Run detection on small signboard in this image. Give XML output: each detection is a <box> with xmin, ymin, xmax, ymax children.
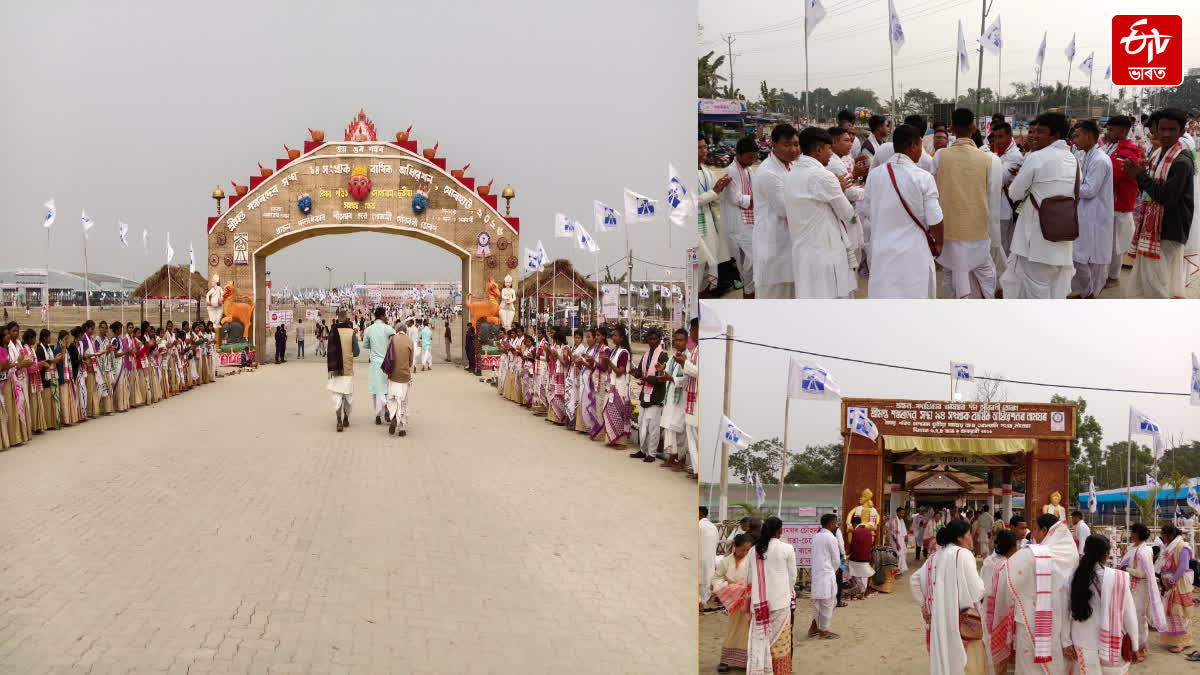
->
<box><xmin>782</xmin><ymin>522</ymin><xmax>824</xmax><ymax>568</ymax></box>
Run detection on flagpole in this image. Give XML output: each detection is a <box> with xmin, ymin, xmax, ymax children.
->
<box><xmin>44</xmin><ymin>228</ymin><xmax>51</xmax><ymax>330</ymax></box>
<box><xmin>1126</xmin><ymin>425</ymin><xmax>1132</xmax><ymax>531</ymax></box>
<box><xmin>997</xmin><ymin>43</ymin><xmax>1002</xmax><ymax>119</ymax></box>
<box><xmin>82</xmin><ymin>228</ymin><xmax>91</xmax><ymax>320</ymax></box>
<box><xmin>804</xmin><ymin>5</ymin><xmax>811</xmax><ymax>120</ymax></box>
<box><xmin>889</xmin><ymin>35</ymin><xmax>897</xmax><ymax>126</ymax></box>
<box><xmin>1065</xmin><ymin>61</ymin><xmax>1073</xmax><ymax>118</ymax></box>
<box><xmin>719</xmin><ymin>322</ymin><xmax>734</xmax><ymax>522</ymax></box>
<box><xmin>778</xmin><ymin>397</ymin><xmax>789</xmax><ymax>517</ymax></box>
<box><xmin>593</xmin><ymin>252</ymin><xmax>600</xmax><ymax>327</ymax></box>
<box><xmin>1107</xmin><ymin>80</ymin><xmax>1113</xmax><ymax>116</ymax></box>
<box><xmin>1087</xmin><ymin>66</ymin><xmax>1093</xmax><ymax>117</ymax></box>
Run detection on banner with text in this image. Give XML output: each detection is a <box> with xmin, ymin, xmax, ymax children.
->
<box><xmin>841</xmin><ymin>399</ymin><xmax>1075</xmax><ymax>439</ymax></box>
<box><xmin>268</xmin><ymin>310</ymin><xmax>293</xmax><ymax>328</ymax></box>
<box><xmin>601</xmin><ymin>284</ymin><xmax>620</xmax><ymax>319</ymax></box>
<box><xmin>782</xmin><ymin>523</ymin><xmax>823</xmax><ymax>568</ymax></box>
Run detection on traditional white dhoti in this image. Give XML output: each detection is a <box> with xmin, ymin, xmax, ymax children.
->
<box><xmin>374</xmin><ymin>394</ymin><xmax>388</xmax><ymax>416</ymax></box>
<box><xmin>327</xmin><ymin>375</ymin><xmax>353</xmax><ymax>414</ymax></box>
<box><xmin>811</xmin><ymin>596</ymin><xmax>835</xmax><ymax>632</ymax></box>
<box><xmin>385</xmin><ymin>380</ymin><xmax>410</xmax><ymax>431</ymax></box>
<box><xmin>1127</xmin><ymin>241</ymin><xmax>1184</xmax><ymax>298</ymax></box>
<box><xmin>754</xmin><ymin>282</ymin><xmax>794</xmax><ymax>299</ymax></box>
<box><xmin>1000</xmin><ymin>254</ymin><xmax>1075</xmax><ymax>299</ymax></box>
<box><xmin>421</xmin><ymin>347</ymin><xmax>432</xmax><ymax>368</ymax></box>
<box><xmin>1072</xmin><ymin>261</ymin><xmax>1109</xmax><ymax>298</ymax></box>
<box><xmin>1109</xmin><ymin>211</ymin><xmax>1135</xmax><ymax>280</ymax></box>
<box><xmin>939</xmin><ymin>239</ymin><xmax>996</xmax><ymax>298</ymax></box>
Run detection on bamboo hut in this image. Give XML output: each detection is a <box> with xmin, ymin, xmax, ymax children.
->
<box><xmin>133</xmin><ymin>265</ymin><xmax>208</xmax><ymax>300</ymax></box>
<box><xmin>517</xmin><ymin>258</ymin><xmax>596</xmax><ymax>327</ymax></box>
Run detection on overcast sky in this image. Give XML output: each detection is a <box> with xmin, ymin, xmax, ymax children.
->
<box><xmin>698</xmin><ymin>300</ymin><xmax>1200</xmax><ymax>484</ymax></box>
<box><xmin>699</xmin><ymin>0</ymin><xmax>1199</xmax><ymax>103</ymax></box>
<box><xmin>1</xmin><ymin>1</ymin><xmax>692</xmax><ymax>288</ymax></box>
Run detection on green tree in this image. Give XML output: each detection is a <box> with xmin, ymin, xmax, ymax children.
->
<box><xmin>698</xmin><ymin>51</ymin><xmax>726</xmax><ymax>99</ymax></box>
<box><xmin>783</xmin><ymin>442</ymin><xmax>845</xmax><ymax>484</ymax></box>
<box><xmin>1052</xmin><ymin>394</ymin><xmax>1102</xmax><ymax>499</ymax></box>
<box><xmin>759</xmin><ymin>81</ymin><xmax>781</xmax><ymax>113</ymax></box>
<box><xmin>831</xmin><ymin>87</ymin><xmax>881</xmax><ymax>113</ymax></box>
<box><xmin>729</xmin><ymin>437</ymin><xmax>784</xmax><ymax>484</ymax></box>
<box><xmin>1160</xmin><ymin>441</ymin><xmax>1200</xmax><ymax>480</ymax></box>
<box><xmin>901</xmin><ymin>88</ymin><xmax>940</xmax><ymax>116</ymax></box>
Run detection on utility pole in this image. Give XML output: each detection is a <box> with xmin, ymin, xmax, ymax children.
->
<box><xmin>974</xmin><ymin>0</ymin><xmax>995</xmax><ymax>116</ymax></box>
<box><xmin>722</xmin><ymin>33</ymin><xmax>736</xmax><ymax>97</ymax></box>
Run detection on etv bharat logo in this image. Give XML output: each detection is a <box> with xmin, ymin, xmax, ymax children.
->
<box><xmin>1112</xmin><ymin>16</ymin><xmax>1182</xmax><ymax>86</ymax></box>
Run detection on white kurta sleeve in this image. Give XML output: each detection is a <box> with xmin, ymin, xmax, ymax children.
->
<box><xmin>786</xmin><ymin>543</ymin><xmax>798</xmax><ymax>590</ymax></box>
<box><xmin>724</xmin><ymin>165</ymin><xmax>751</xmax><ymax>209</ymax></box>
<box><xmin>910</xmin><ymin>559</ymin><xmax>928</xmax><ymax>606</ymax></box>
<box><xmin>1007</xmin><ymin>152</ymin><xmax>1036</xmax><ymax>202</ymax></box>
<box><xmin>987</xmin><ymin>155</ymin><xmax>1004</xmax><ymax>244</ymax></box>
<box><xmin>920</xmin><ymin>173</ymin><xmax>944</xmax><ymax>225</ymax></box>
<box><xmin>819</xmin><ymin>171</ymin><xmax>857</xmax><ymax>225</ymax></box>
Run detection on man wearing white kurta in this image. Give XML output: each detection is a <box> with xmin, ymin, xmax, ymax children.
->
<box><xmin>889</xmin><ymin>507</ymin><xmax>908</xmax><ymax>575</ymax></box>
<box><xmin>935</xmin><ymin>109</ymin><xmax>1004</xmax><ymax>298</ymax></box>
<box><xmin>1000</xmin><ymin>112</ymin><xmax>1079</xmax><ymax>299</ymax></box>
<box><xmin>405</xmin><ymin>319</ymin><xmax>421</xmax><ymax>369</ymax></box>
<box><xmin>1070</xmin><ymin>511</ymin><xmax>1092</xmax><ymax>554</ymax></box>
<box><xmin>722</xmin><ymin>138</ymin><xmax>758</xmax><ymax>297</ymax></box>
<box><xmin>697</xmin><ymin>138</ymin><xmax>731</xmax><ymax>294</ymax></box>
<box><xmin>785</xmin><ymin>127</ymin><xmax>857</xmax><ymax>298</ymax></box>
<box><xmin>863</xmin><ymin>124</ymin><xmax>944</xmax><ymax>298</ymax></box>
<box><xmin>1069</xmin><ymin>121</ymin><xmax>1115</xmax><ymax>299</ymax></box>
<box><xmin>809</xmin><ymin>514</ymin><xmax>841</xmax><ymax>638</ymax></box>
<box><xmin>699</xmin><ymin>508</ymin><xmax>719</xmax><ymax>609</ymax></box>
<box><xmin>826</xmin><ymin>126</ymin><xmax>867</xmax><ymax>271</ymax></box>
<box><xmin>752</xmin><ymin>125</ymin><xmax>800</xmax><ymax>299</ymax></box>
<box><xmin>994</xmin><ymin>514</ymin><xmax>1079</xmax><ymax>675</ymax></box>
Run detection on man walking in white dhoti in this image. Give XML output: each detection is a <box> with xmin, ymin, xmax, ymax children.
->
<box><xmin>326</xmin><ymin>311</ymin><xmax>359</xmax><ymax>433</ymax></box>
<box><xmin>361</xmin><ymin>307</ymin><xmax>395</xmax><ymax>425</ymax></box>
<box><xmin>381</xmin><ymin>326</ymin><xmax>414</xmax><ymax>437</ymax></box>
<box><xmin>890</xmin><ymin>507</ymin><xmax>908</xmax><ymax>576</ymax></box>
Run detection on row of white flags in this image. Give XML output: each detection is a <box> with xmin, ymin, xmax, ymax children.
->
<box><xmin>42</xmin><ymin>198</ymin><xmax>196</xmax><ymax>272</ymax></box>
<box><xmin>552</xmin><ymin>165</ymin><xmax>693</xmax><ymax>255</ymax></box>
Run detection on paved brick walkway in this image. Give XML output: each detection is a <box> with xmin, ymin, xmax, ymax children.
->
<box><xmin>0</xmin><ymin>359</ymin><xmax>696</xmax><ymax>674</ymax></box>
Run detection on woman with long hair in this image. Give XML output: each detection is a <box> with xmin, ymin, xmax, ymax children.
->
<box><xmin>712</xmin><ymin>532</ymin><xmax>756</xmax><ymax>673</ymax></box>
<box><xmin>564</xmin><ymin>328</ymin><xmax>583</xmax><ymax>430</ymax></box>
<box><xmin>68</xmin><ymin>326</ymin><xmax>88</xmax><ymax>420</ymax></box>
<box><xmin>1159</xmin><ymin>524</ymin><xmax>1194</xmax><ymax>653</ymax></box>
<box><xmin>576</xmin><ymin>329</ymin><xmax>597</xmax><ymax>434</ymax></box>
<box><xmin>599</xmin><ymin>325</ymin><xmax>632</xmax><ymax>448</ymax></box>
<box><xmin>980</xmin><ymin>529</ymin><xmax>1018</xmax><ymax>672</ymax></box>
<box><xmin>910</xmin><ymin>518</ymin><xmax>987</xmax><ymax>674</ymax></box>
<box><xmin>35</xmin><ymin>329</ymin><xmax>61</xmax><ymax>431</ymax></box>
<box><xmin>746</xmin><ymin>517</ymin><xmax>796</xmax><ymax>675</ymax></box>
<box><xmin>4</xmin><ymin>322</ymin><xmax>34</xmax><ymax>445</ymax></box>
<box><xmin>56</xmin><ymin>330</ymin><xmax>80</xmax><ymax>426</ymax></box>
<box><xmin>1062</xmin><ymin>534</ymin><xmax>1139</xmax><ymax>671</ymax></box>
<box><xmin>588</xmin><ymin>326</ymin><xmax>610</xmax><ymax>443</ymax></box>
<box><xmin>546</xmin><ymin>330</ymin><xmax>568</xmax><ymax>425</ymax></box>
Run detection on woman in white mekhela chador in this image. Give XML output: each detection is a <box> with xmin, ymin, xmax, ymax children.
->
<box><xmin>910</xmin><ymin>518</ymin><xmax>988</xmax><ymax>675</ymax></box>
<box><xmin>1061</xmin><ymin>535</ymin><xmax>1140</xmax><ymax>674</ymax></box>
<box><xmin>981</xmin><ymin>530</ymin><xmax>1019</xmax><ymax>675</ymax></box>
<box><xmin>862</xmin><ymin>145</ymin><xmax>944</xmax><ymax>298</ymax></box>
<box><xmin>783</xmin><ymin>142</ymin><xmax>857</xmax><ymax>298</ymax></box>
<box><xmin>994</xmin><ymin>516</ymin><xmax>1079</xmax><ymax>675</ymax></box>
<box><xmin>745</xmin><ymin>517</ymin><xmax>796</xmax><ymax>675</ymax></box>
<box><xmin>1115</xmin><ymin>523</ymin><xmax>1163</xmax><ymax>664</ymax></box>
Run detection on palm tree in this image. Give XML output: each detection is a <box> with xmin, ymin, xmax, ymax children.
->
<box><xmin>1129</xmin><ymin>488</ymin><xmax>1162</xmax><ymax>527</ymax></box>
<box><xmin>698</xmin><ymin>51</ymin><xmax>726</xmax><ymax>98</ymax></box>
<box><xmin>759</xmin><ymin>81</ymin><xmax>781</xmax><ymax>113</ymax></box>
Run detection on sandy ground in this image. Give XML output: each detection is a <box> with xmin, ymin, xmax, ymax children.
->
<box><xmin>0</xmin><ymin>349</ymin><xmax>696</xmax><ymax>673</ymax></box>
<box><xmin>709</xmin><ymin>258</ymin><xmax>1200</xmax><ymax>300</ymax></box>
<box><xmin>699</xmin><ymin>549</ymin><xmax>1198</xmax><ymax>674</ymax></box>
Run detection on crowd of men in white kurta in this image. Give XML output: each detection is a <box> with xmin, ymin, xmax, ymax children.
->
<box><xmin>697</xmin><ymin>106</ymin><xmax>1197</xmax><ymax>299</ymax></box>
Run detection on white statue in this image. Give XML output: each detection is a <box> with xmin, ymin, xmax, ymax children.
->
<box><xmin>498</xmin><ymin>275</ymin><xmax>516</xmax><ymax>329</ymax></box>
<box><xmin>206</xmin><ymin>274</ymin><xmax>224</xmax><ymax>324</ymax></box>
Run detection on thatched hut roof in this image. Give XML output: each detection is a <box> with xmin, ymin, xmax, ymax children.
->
<box><xmin>518</xmin><ymin>258</ymin><xmax>596</xmax><ymax>298</ymax></box>
<box><xmin>133</xmin><ymin>264</ymin><xmax>208</xmax><ymax>300</ymax></box>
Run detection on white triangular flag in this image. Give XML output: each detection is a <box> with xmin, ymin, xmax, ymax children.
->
<box><xmin>978</xmin><ymin>16</ymin><xmax>1002</xmax><ymax>55</ymax></box>
<box><xmin>43</xmin><ymin>198</ymin><xmax>56</xmax><ymax>228</ymax></box>
<box><xmin>720</xmin><ymin>415</ymin><xmax>753</xmax><ymax>450</ymax></box>
<box><xmin>887</xmin><ymin>0</ymin><xmax>905</xmax><ymax>55</ymax></box>
<box><xmin>805</xmin><ymin>0</ymin><xmax>825</xmax><ymax>37</ymax></box>
<box><xmin>957</xmin><ymin>20</ymin><xmax>971</xmax><ymax>74</ymax></box>
<box><xmin>81</xmin><ymin>210</ymin><xmax>94</xmax><ymax>238</ymax></box>
<box><xmin>666</xmin><ymin>163</ymin><xmax>693</xmax><ymax>227</ymax></box>
<box><xmin>554</xmin><ymin>213</ymin><xmax>577</xmax><ymax>239</ymax></box>
<box><xmin>624</xmin><ymin>188</ymin><xmax>658</xmax><ymax>223</ymax></box>
<box><xmin>594</xmin><ymin>200</ymin><xmax>621</xmax><ymax>233</ymax></box>
<box><xmin>787</xmin><ymin>355</ymin><xmax>842</xmax><ymax>401</ymax></box>
<box><xmin>1035</xmin><ymin>31</ymin><xmax>1047</xmax><ymax>69</ymax></box>
<box><xmin>1064</xmin><ymin>33</ymin><xmax>1076</xmax><ymax>63</ymax></box>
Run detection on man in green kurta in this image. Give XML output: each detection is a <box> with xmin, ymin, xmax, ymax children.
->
<box><xmin>361</xmin><ymin>306</ymin><xmax>396</xmax><ymax>425</ymax></box>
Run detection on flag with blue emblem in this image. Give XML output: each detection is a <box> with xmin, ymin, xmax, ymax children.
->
<box><xmin>43</xmin><ymin>198</ymin><xmax>56</xmax><ymax>228</ymax></box>
<box><xmin>846</xmin><ymin>407</ymin><xmax>879</xmax><ymax>442</ymax></box>
<box><xmin>576</xmin><ymin>223</ymin><xmax>598</xmax><ymax>253</ymax></box>
<box><xmin>1190</xmin><ymin>352</ymin><xmax>1198</xmax><ymax>407</ymax></box>
<box><xmin>787</xmin><ymin>355</ymin><xmax>842</xmax><ymax>401</ymax></box>
<box><xmin>624</xmin><ymin>188</ymin><xmax>658</xmax><ymax>224</ymax></box>
<box><xmin>554</xmin><ymin>213</ymin><xmax>576</xmax><ymax>239</ymax></box>
<box><xmin>1078</xmin><ymin>52</ymin><xmax>1094</xmax><ymax>77</ymax></box>
<box><xmin>81</xmin><ymin>210</ymin><xmax>94</xmax><ymax>238</ymax></box>
<box><xmin>950</xmin><ymin>361</ymin><xmax>974</xmax><ymax>382</ymax></box>
<box><xmin>667</xmin><ymin>163</ymin><xmax>693</xmax><ymax>227</ymax></box>
<box><xmin>593</xmin><ymin>200</ymin><xmax>621</xmax><ymax>233</ymax></box>
<box><xmin>1189</xmin><ymin>485</ymin><xmax>1200</xmax><ymax>513</ymax></box>
<box><xmin>755</xmin><ymin>473</ymin><xmax>767</xmax><ymax>508</ymax></box>
<box><xmin>524</xmin><ymin>248</ymin><xmax>539</xmax><ymax>273</ymax></box>
<box><xmin>978</xmin><ymin>16</ymin><xmax>1002</xmax><ymax>55</ymax></box>
<box><xmin>1087</xmin><ymin>477</ymin><xmax>1098</xmax><ymax>514</ymax></box>
<box><xmin>1147</xmin><ymin>474</ymin><xmax>1159</xmax><ymax>488</ymax></box>
<box><xmin>1064</xmin><ymin>33</ymin><xmax>1076</xmax><ymax>63</ymax></box>
<box><xmin>720</xmin><ymin>415</ymin><xmax>752</xmax><ymax>450</ymax></box>
<box><xmin>887</xmin><ymin>0</ymin><xmax>905</xmax><ymax>55</ymax></box>
<box><xmin>1128</xmin><ymin>406</ymin><xmax>1165</xmax><ymax>456</ymax></box>
<box><xmin>118</xmin><ymin>220</ymin><xmax>129</xmax><ymax>248</ymax></box>
<box><xmin>1103</xmin><ymin>64</ymin><xmax>1111</xmax><ymax>80</ymax></box>
<box><xmin>805</xmin><ymin>0</ymin><xmax>825</xmax><ymax>36</ymax></box>
<box><xmin>639</xmin><ymin>285</ymin><xmax>649</xmax><ymax>299</ymax></box>
<box><xmin>956</xmin><ymin>20</ymin><xmax>970</xmax><ymax>73</ymax></box>
<box><xmin>659</xmin><ymin>284</ymin><xmax>670</xmax><ymax>298</ymax></box>
<box><xmin>535</xmin><ymin>240</ymin><xmax>548</xmax><ymax>272</ymax></box>
<box><xmin>1035</xmin><ymin>31</ymin><xmax>1047</xmax><ymax>68</ymax></box>
<box><xmin>188</xmin><ymin>242</ymin><xmax>195</xmax><ymax>273</ymax></box>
